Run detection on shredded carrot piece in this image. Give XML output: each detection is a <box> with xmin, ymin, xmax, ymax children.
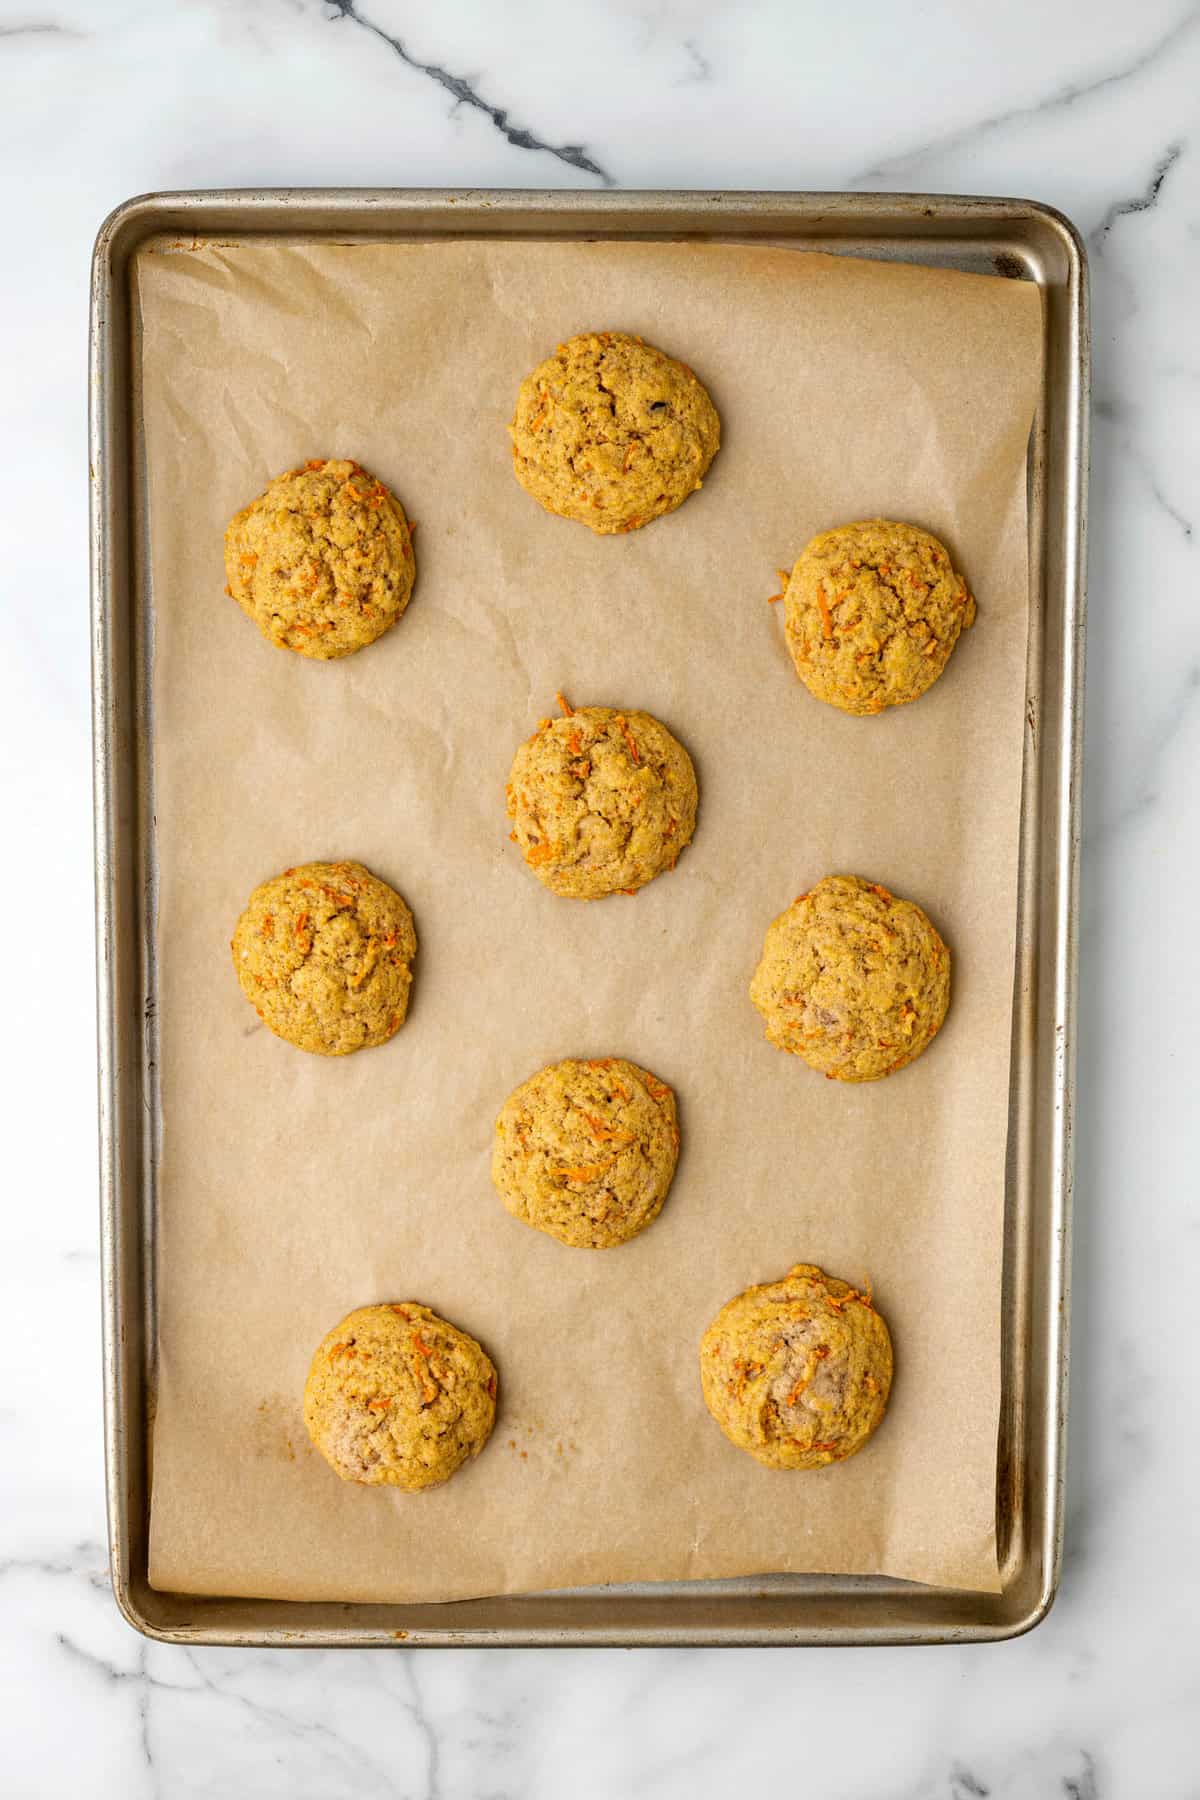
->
<box><xmin>767</xmin><ymin>591</ymin><xmax>784</xmax><ymax>604</ymax></box>
<box><xmin>551</xmin><ymin>1161</ymin><xmax>609</xmax><ymax>1183</ymax></box>
<box><xmin>869</xmin><ymin>883</ymin><xmax>892</xmax><ymax>901</ymax></box>
<box><xmin>567</xmin><ymin>729</ymin><xmax>582</xmax><ymax>755</ymax></box>
<box><xmin>305</xmin><ymin>459</ymin><xmax>325</xmax><ymax>470</ymax></box>
<box><xmin>642</xmin><ymin>1074</ymin><xmax>671</xmax><ymax>1104</ymax></box>
<box><xmin>412</xmin><ymin>1335</ymin><xmax>432</xmax><ymax>1358</ymax></box>
<box><xmin>816</xmin><ymin>588</ymin><xmax>834</xmax><ymax>640</ymax></box>
<box><xmin>826</xmin><ymin>1281</ymin><xmax>873</xmax><ymax>1314</ymax></box>
<box><xmin>366</xmin><ymin>1398</ymin><xmax>391</xmax><ymax>1413</ymax></box>
<box><xmin>615</xmin><ymin>715</ymin><xmax>640</xmax><ymax>762</ymax></box>
<box><xmin>578</xmin><ymin>1111</ymin><xmax>635</xmax><ymax>1146</ymax></box>
<box><xmin>555</xmin><ymin>691</ymin><xmax>573</xmax><ymax>717</ymax></box>
<box><xmin>525</xmin><ymin>841</ymin><xmax>557</xmax><ymax>866</ymax></box>
<box><xmin>620</xmin><ymin>887</ymin><xmax>638</xmax><ymax>897</ymax></box>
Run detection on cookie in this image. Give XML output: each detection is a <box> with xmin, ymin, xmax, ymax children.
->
<box><xmin>224</xmin><ymin>458</ymin><xmax>415</xmax><ymax>658</ymax></box>
<box><xmin>304</xmin><ymin>1303</ymin><xmax>497</xmax><ymax>1490</ymax></box>
<box><xmin>782</xmin><ymin>519</ymin><xmax>974</xmax><ymax>714</ymax></box>
<box><xmin>749</xmin><ymin>874</ymin><xmax>948</xmax><ymax>1081</ymax></box>
<box><xmin>492</xmin><ymin>1057</ymin><xmax>679</xmax><ymax>1249</ymax></box>
<box><xmin>508</xmin><ymin>331</ymin><xmax>720</xmax><ymax>534</ymax></box>
<box><xmin>700</xmin><ymin>1263</ymin><xmax>892</xmax><ymax>1470</ymax></box>
<box><xmin>231</xmin><ymin>860</ymin><xmax>416</xmax><ymax>1056</ymax></box>
<box><xmin>506</xmin><ymin>701</ymin><xmax>698</xmax><ymax>900</ymax></box>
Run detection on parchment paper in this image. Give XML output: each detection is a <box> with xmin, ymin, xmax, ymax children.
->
<box><xmin>138</xmin><ymin>238</ymin><xmax>1042</xmax><ymax>1601</ymax></box>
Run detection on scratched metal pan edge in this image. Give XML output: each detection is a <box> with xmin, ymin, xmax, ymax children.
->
<box><xmin>90</xmin><ymin>188</ymin><xmax>1087</xmax><ymax>1648</ymax></box>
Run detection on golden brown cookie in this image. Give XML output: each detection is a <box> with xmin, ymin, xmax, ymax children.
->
<box><xmin>304</xmin><ymin>1303</ymin><xmax>497</xmax><ymax>1490</ymax></box>
<box><xmin>782</xmin><ymin>519</ymin><xmax>974</xmax><ymax>714</ymax></box>
<box><xmin>231</xmin><ymin>860</ymin><xmax>416</xmax><ymax>1056</ymax></box>
<box><xmin>506</xmin><ymin>700</ymin><xmax>698</xmax><ymax>900</ymax></box>
<box><xmin>224</xmin><ymin>458</ymin><xmax>415</xmax><ymax>658</ymax></box>
<box><xmin>492</xmin><ymin>1057</ymin><xmax>679</xmax><ymax>1249</ymax></box>
<box><xmin>749</xmin><ymin>874</ymin><xmax>949</xmax><ymax>1081</ymax></box>
<box><xmin>700</xmin><ymin>1263</ymin><xmax>892</xmax><ymax>1470</ymax></box>
<box><xmin>508</xmin><ymin>330</ymin><xmax>720</xmax><ymax>534</ymax></box>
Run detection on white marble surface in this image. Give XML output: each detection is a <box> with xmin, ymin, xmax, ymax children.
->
<box><xmin>2</xmin><ymin>0</ymin><xmax>1198</xmax><ymax>1792</ymax></box>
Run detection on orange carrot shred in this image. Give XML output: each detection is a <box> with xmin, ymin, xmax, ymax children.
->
<box><xmin>555</xmin><ymin>691</ymin><xmax>573</xmax><ymax>717</ymax></box>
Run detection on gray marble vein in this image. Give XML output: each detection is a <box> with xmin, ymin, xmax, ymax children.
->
<box><xmin>856</xmin><ymin>2</ymin><xmax>1200</xmax><ymax>181</ymax></box>
<box><xmin>950</xmin><ymin>1767</ymin><xmax>990</xmax><ymax>1799</ymax></box>
<box><xmin>1064</xmin><ymin>1751</ymin><xmax>1100</xmax><ymax>1800</ymax></box>
<box><xmin>0</xmin><ymin>20</ymin><xmax>85</xmax><ymax>37</ymax></box>
<box><xmin>679</xmin><ymin>38</ymin><xmax>712</xmax><ymax>85</ymax></box>
<box><xmin>323</xmin><ymin>0</ymin><xmax>614</xmax><ymax>185</ymax></box>
<box><xmin>1092</xmin><ymin>139</ymin><xmax>1185</xmax><ymax>243</ymax></box>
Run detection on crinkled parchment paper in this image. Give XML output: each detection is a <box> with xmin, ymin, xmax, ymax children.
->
<box><xmin>137</xmin><ymin>238</ymin><xmax>1041</xmax><ymax>1600</ymax></box>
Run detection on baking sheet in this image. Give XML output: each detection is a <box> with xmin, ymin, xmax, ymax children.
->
<box><xmin>137</xmin><ymin>239</ymin><xmax>1041</xmax><ymax>1602</ymax></box>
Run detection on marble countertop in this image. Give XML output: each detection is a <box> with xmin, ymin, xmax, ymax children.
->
<box><xmin>3</xmin><ymin>0</ymin><xmax>1198</xmax><ymax>1793</ymax></box>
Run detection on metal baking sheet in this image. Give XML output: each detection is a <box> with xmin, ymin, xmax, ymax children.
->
<box><xmin>90</xmin><ymin>188</ymin><xmax>1087</xmax><ymax>1647</ymax></box>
